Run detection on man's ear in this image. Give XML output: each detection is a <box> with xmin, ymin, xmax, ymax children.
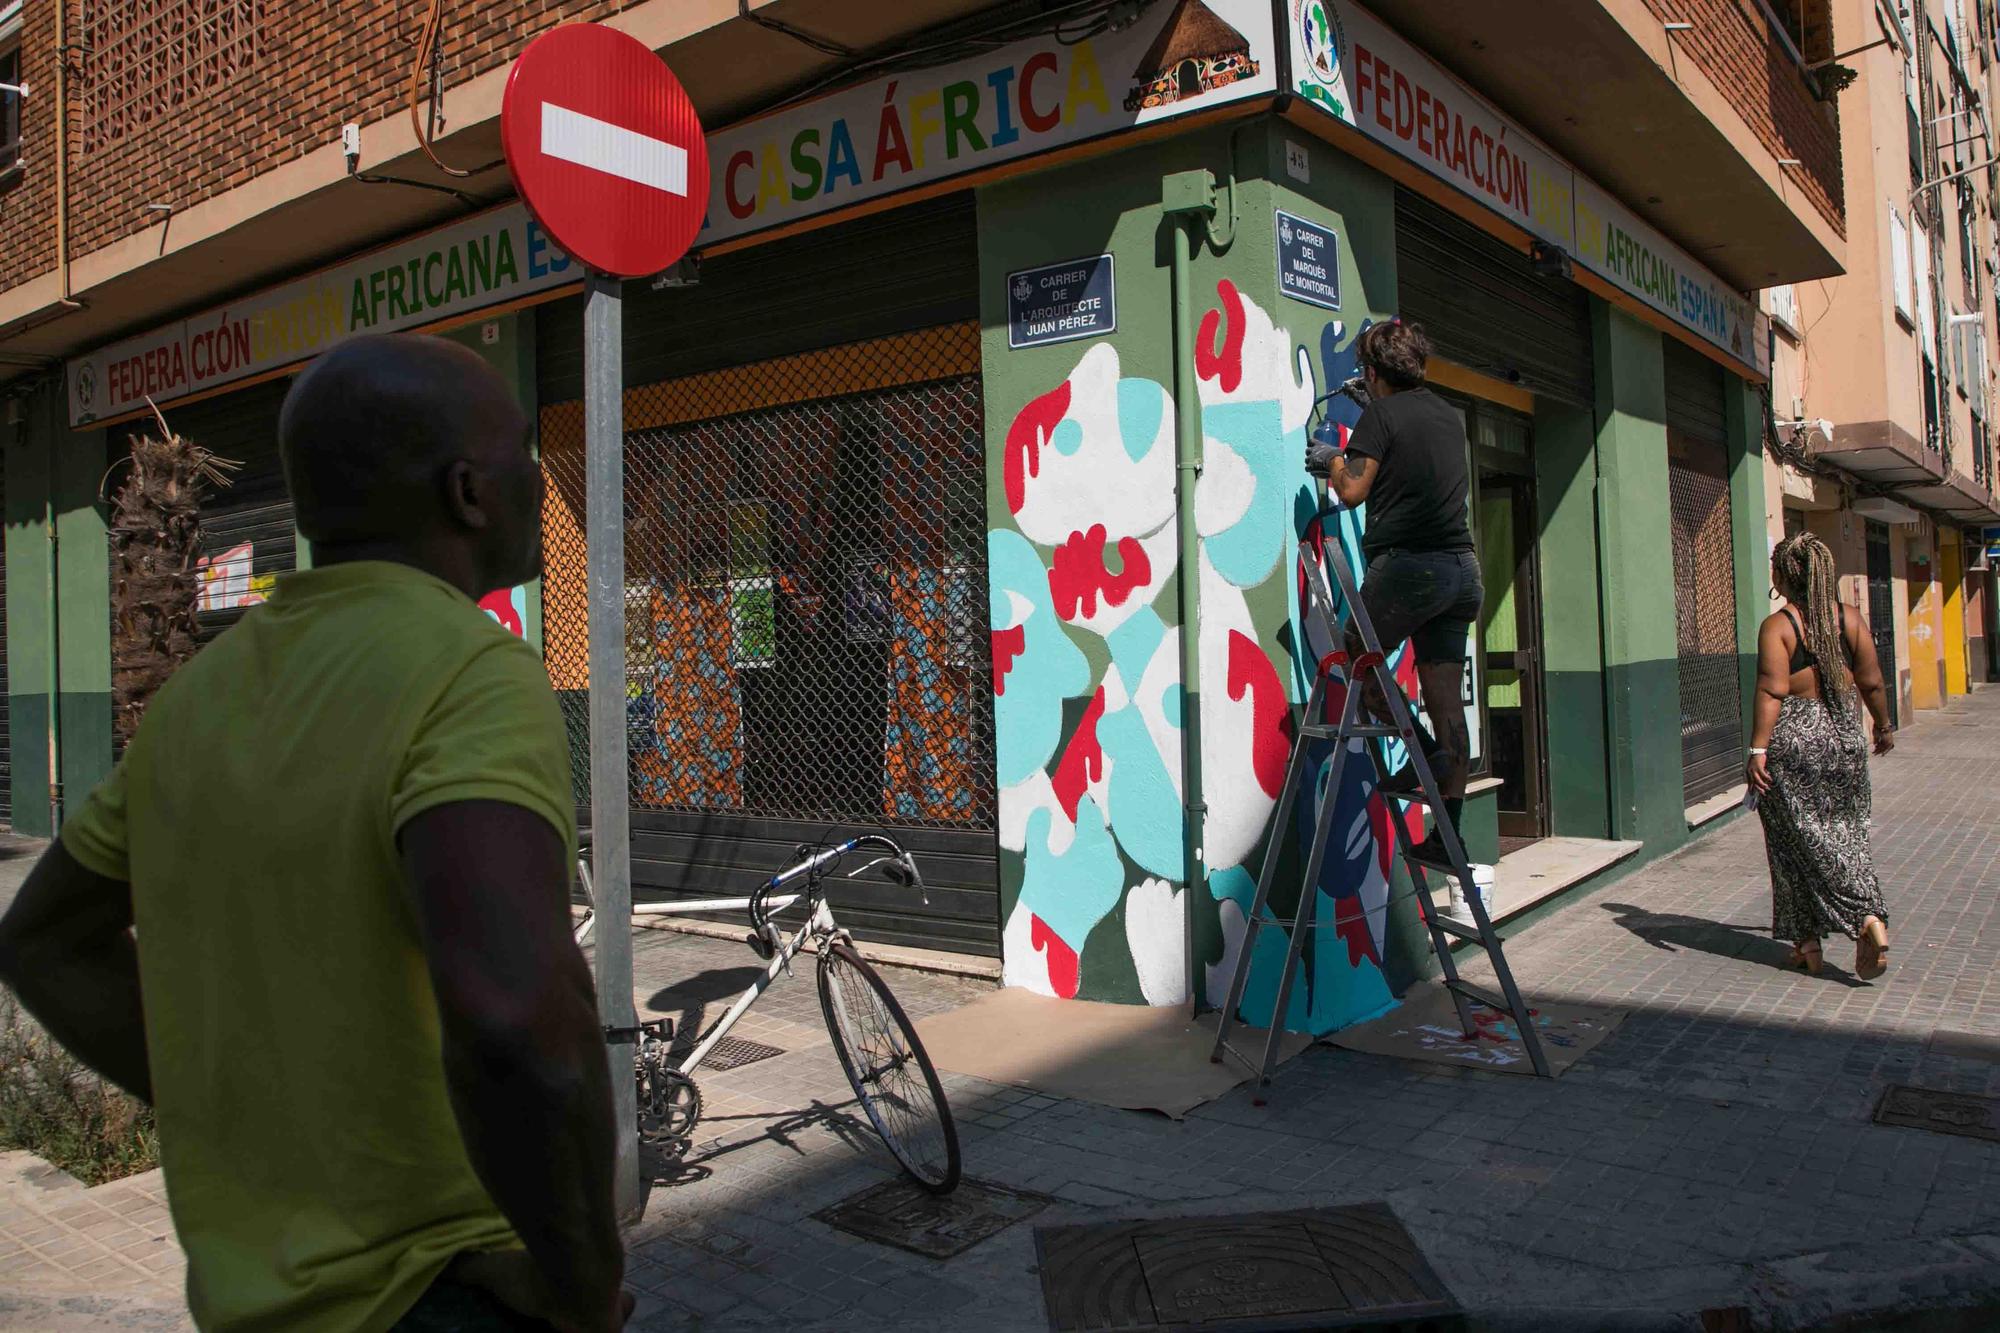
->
<box><xmin>443</xmin><ymin>459</ymin><xmax>491</xmax><ymax>531</ymax></box>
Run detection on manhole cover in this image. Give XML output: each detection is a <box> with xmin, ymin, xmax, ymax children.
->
<box><xmin>674</xmin><ymin>1035</ymin><xmax>783</xmax><ymax>1072</ymax></box>
<box><xmin>1874</xmin><ymin>1084</ymin><xmax>2000</xmax><ymax>1142</ymax></box>
<box><xmin>817</xmin><ymin>1177</ymin><xmax>1055</xmax><ymax>1259</ymax></box>
<box><xmin>1037</xmin><ymin>1203</ymin><xmax>1460</xmax><ymax>1332</ymax></box>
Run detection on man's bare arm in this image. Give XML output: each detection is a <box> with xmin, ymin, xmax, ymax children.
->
<box><xmin>0</xmin><ymin>842</ymin><xmax>151</xmax><ymax>1103</ymax></box>
<box><xmin>1329</xmin><ymin>452</ymin><xmax>1379</xmax><ymax>508</ymax></box>
<box><xmin>399</xmin><ymin>802</ymin><xmax>624</xmax><ymax>1332</ymax></box>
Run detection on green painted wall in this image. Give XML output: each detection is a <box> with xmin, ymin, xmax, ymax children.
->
<box><xmin>1534</xmin><ymin>399</ymin><xmax>1611</xmax><ymax>839</ymax></box>
<box><xmin>1591</xmin><ymin>303</ymin><xmax>1683</xmax><ymax>849</ymax></box>
<box><xmin>979</xmin><ymin>119</ymin><xmax>1446</xmax><ymax>1027</ymax></box>
<box><xmin>5</xmin><ymin>382</ymin><xmax>113</xmax><ymax>836</ymax></box>
<box><xmin>1725</xmin><ymin>377</ymin><xmax>1767</xmax><ymax>740</ymax></box>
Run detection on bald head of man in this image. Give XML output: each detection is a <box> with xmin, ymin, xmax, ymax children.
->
<box><xmin>279</xmin><ymin>334</ymin><xmax>540</xmax><ymax>600</ymax></box>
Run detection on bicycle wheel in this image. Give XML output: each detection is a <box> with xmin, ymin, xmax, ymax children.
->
<box><xmin>817</xmin><ymin>942</ymin><xmax>961</xmax><ymax>1194</ymax></box>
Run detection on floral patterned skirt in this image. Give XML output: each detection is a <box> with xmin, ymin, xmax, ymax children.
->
<box><xmin>1758</xmin><ymin>695</ymin><xmax>1888</xmax><ymax>943</ymax></box>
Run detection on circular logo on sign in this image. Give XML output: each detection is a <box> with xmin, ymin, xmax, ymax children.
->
<box><xmin>1297</xmin><ymin>0</ymin><xmax>1343</xmax><ymax>82</ymax></box>
<box><xmin>75</xmin><ymin>359</ymin><xmax>97</xmax><ymax>411</ymax></box>
<box><xmin>1292</xmin><ymin>0</ymin><xmax>1350</xmax><ymax>117</ymax></box>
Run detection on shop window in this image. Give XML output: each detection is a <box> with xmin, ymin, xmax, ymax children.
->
<box><xmin>78</xmin><ymin>0</ymin><xmax>268</xmax><ymax>153</ymax></box>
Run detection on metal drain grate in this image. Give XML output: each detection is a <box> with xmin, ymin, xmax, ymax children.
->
<box><xmin>1037</xmin><ymin>1203</ymin><xmax>1461</xmax><ymax>1331</ymax></box>
<box><xmin>1874</xmin><ymin>1085</ymin><xmax>2000</xmax><ymax>1143</ymax></box>
<box><xmin>816</xmin><ymin>1177</ymin><xmax>1055</xmax><ymax>1259</ymax></box>
<box><xmin>672</xmin><ymin>1035</ymin><xmax>784</xmax><ymax>1072</ymax></box>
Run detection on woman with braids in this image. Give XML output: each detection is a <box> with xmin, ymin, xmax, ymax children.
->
<box><xmin>1746</xmin><ymin>532</ymin><xmax>1896</xmax><ymax>979</ymax></box>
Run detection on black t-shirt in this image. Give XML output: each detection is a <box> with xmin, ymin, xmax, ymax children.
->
<box><xmin>1343</xmin><ymin>386</ymin><xmax>1473</xmax><ymax>556</ymax></box>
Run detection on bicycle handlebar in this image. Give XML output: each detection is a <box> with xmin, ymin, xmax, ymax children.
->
<box><xmin>747</xmin><ymin>833</ymin><xmax>924</xmax><ymax>935</ymax></box>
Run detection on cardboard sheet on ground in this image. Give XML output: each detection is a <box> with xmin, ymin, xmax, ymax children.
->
<box><xmin>1324</xmin><ymin>985</ymin><xmax>1624</xmax><ymax>1076</ymax></box>
<box><xmin>917</xmin><ymin>988</ymin><xmax>1311</xmax><ymax>1119</ymax></box>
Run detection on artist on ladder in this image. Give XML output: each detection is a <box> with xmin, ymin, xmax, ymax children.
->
<box><xmin>1307</xmin><ymin>321</ymin><xmax>1481</xmax><ymax>863</ymax></box>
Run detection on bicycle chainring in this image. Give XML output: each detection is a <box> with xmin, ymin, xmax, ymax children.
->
<box><xmin>636</xmin><ymin>1053</ymin><xmax>701</xmax><ymax>1157</ymax></box>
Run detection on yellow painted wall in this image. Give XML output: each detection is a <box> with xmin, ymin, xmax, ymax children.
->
<box><xmin>1940</xmin><ymin>529</ymin><xmax>1968</xmax><ymax>697</ymax></box>
<box><xmin>1909</xmin><ymin>533</ymin><xmax>1944</xmax><ymax>711</ymax></box>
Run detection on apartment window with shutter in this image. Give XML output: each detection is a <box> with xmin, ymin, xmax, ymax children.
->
<box><xmin>1769</xmin><ymin>284</ymin><xmax>1801</xmax><ymax>335</ymax></box>
<box><xmin>0</xmin><ymin>1</ymin><xmax>21</xmax><ymax>182</ymax></box>
<box><xmin>1892</xmin><ymin>209</ymin><xmax>1915</xmax><ymax>322</ymax></box>
<box><xmin>1915</xmin><ymin>221</ymin><xmax>1938</xmax><ymax>356</ymax></box>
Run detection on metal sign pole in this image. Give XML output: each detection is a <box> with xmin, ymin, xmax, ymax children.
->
<box><xmin>583</xmin><ymin>267</ymin><xmax>641</xmax><ymax>1222</ymax></box>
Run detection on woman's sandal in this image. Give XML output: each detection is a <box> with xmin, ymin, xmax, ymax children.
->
<box><xmin>1856</xmin><ymin>918</ymin><xmax>1889</xmax><ymax>980</ymax></box>
<box><xmin>1788</xmin><ymin>939</ymin><xmax>1824</xmax><ymax>975</ymax></box>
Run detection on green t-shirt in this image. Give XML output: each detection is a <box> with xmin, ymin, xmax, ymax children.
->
<box><xmin>63</xmin><ymin>561</ymin><xmax>576</xmax><ymax>1332</ymax></box>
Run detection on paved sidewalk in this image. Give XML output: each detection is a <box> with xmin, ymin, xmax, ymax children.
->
<box><xmin>5</xmin><ymin>692</ymin><xmax>1998</xmax><ymax>1330</ymax></box>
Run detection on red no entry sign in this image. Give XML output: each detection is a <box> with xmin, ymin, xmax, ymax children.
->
<box><xmin>502</xmin><ymin>23</ymin><xmax>709</xmax><ymax>278</ymax></box>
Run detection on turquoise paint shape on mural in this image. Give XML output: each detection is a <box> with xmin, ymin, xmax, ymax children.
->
<box><xmin>1117</xmin><ymin>378</ymin><xmax>1166</xmax><ymax>463</ymax></box>
<box><xmin>1201</xmin><ymin>399</ymin><xmax>1300</xmax><ymax>589</ymax></box>
<box><xmin>1213</xmin><ymin>866</ymin><xmax>1395</xmax><ymax>1035</ymax></box>
<box><xmin>989</xmin><ymin>527</ymin><xmax>1091</xmax><ymax>787</ymax></box>
<box><xmin>1096</xmin><ymin>703</ymin><xmax>1185</xmax><ymax>882</ymax></box>
<box><xmin>1106</xmin><ymin>604</ymin><xmax>1168</xmax><ymax>684</ymax></box>
<box><xmin>1018</xmin><ymin>795</ymin><xmax>1126</xmax><ymax>952</ymax></box>
<box><xmin>1051</xmin><ymin>417</ymin><xmax>1086</xmax><ymax>457</ymax></box>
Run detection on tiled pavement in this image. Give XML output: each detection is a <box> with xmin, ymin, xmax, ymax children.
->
<box><xmin>7</xmin><ymin>690</ymin><xmax>2000</xmax><ymax>1329</ymax></box>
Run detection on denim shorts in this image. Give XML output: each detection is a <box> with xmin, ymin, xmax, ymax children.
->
<box><xmin>1357</xmin><ymin>548</ymin><xmax>1484</xmax><ymax>665</ymax></box>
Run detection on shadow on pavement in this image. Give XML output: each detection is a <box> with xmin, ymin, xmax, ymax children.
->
<box><xmin>1599</xmin><ymin>902</ymin><xmax>1870</xmax><ymax>988</ymax></box>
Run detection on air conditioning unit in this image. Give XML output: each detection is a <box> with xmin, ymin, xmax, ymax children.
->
<box><xmin>1852</xmin><ymin>495</ymin><xmax>1922</xmax><ymax>524</ymax></box>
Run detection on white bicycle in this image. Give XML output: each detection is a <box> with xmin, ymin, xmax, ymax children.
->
<box><xmin>574</xmin><ymin>832</ymin><xmax>962</xmax><ymax>1194</ymax></box>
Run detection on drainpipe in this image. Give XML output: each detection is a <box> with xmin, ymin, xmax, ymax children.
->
<box><xmin>1162</xmin><ymin>170</ymin><xmax>1217</xmax><ymax>1014</ymax></box>
<box><xmin>42</xmin><ymin>390</ymin><xmax>61</xmax><ymax>832</ymax></box>
<box><xmin>53</xmin><ymin>0</ymin><xmax>73</xmax><ymax>306</ymax></box>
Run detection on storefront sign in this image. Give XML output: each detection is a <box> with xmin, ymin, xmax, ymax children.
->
<box><xmin>1275</xmin><ymin>209</ymin><xmax>1340</xmax><ymax>311</ymax></box>
<box><xmin>1007</xmin><ymin>255</ymin><xmax>1116</xmax><ymax>349</ymax></box>
<box><xmin>1286</xmin><ymin>0</ymin><xmax>1769</xmax><ymax>379</ymax></box>
<box><xmin>702</xmin><ymin>0</ymin><xmax>1276</xmax><ymax>246</ymax></box>
<box><xmin>69</xmin><ymin>206</ymin><xmax>577</xmax><ymax>426</ymax></box>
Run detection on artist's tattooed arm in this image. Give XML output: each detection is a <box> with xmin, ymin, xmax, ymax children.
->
<box><xmin>1328</xmin><ymin>451</ymin><xmax>1379</xmax><ymax>508</ymax></box>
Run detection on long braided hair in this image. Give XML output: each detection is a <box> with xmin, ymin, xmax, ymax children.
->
<box><xmin>1772</xmin><ymin>532</ymin><xmax>1852</xmax><ymax>704</ymax></box>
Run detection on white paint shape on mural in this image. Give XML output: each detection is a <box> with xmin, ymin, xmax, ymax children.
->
<box><xmin>1195</xmin><ymin>283</ymin><xmax>1317</xmax><ymax>430</ymax></box>
<box><xmin>1001</xmin><ymin>900</ymin><xmax>1056</xmax><ymax>997</ymax></box>
<box><xmin>1195</xmin><ymin>440</ymin><xmax>1256</xmax><ymax>538</ymax></box>
<box><xmin>1206</xmin><ymin>895</ymin><xmax>1250</xmax><ymax>1010</ymax></box>
<box><xmin>1125</xmin><ymin>877</ymin><xmax>1189</xmax><ymax>1006</ymax></box>
<box><xmin>1010</xmin><ymin>344</ymin><xmax>1176</xmax><ymax>548</ymax></box>
<box><xmin>1196</xmin><ymin>561</ymin><xmax>1279</xmax><ymax>874</ymax></box>
<box><xmin>999</xmin><ymin>770</ymin><xmax>1074</xmax><ymax>857</ymax></box>
<box><xmin>195</xmin><ymin>542</ymin><xmax>261</xmax><ymax>613</ymax></box>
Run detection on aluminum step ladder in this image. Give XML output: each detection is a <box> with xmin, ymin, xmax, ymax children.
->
<box><xmin>1209</xmin><ymin>498</ymin><xmax>1551</xmax><ymax>1090</ymax></box>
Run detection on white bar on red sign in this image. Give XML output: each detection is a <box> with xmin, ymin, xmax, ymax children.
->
<box><xmin>540</xmin><ymin>102</ymin><xmax>688</xmax><ymax>197</ymax></box>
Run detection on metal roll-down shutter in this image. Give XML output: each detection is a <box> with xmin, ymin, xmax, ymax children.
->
<box><xmin>1664</xmin><ymin>341</ymin><xmax>1743</xmax><ymax>805</ymax></box>
<box><xmin>1395</xmin><ymin>188</ymin><xmax>1593</xmax><ymax>407</ymax></box>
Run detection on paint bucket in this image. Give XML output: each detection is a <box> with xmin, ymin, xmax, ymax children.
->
<box><xmin>1449</xmin><ymin>864</ymin><xmax>1496</xmax><ymax>919</ymax></box>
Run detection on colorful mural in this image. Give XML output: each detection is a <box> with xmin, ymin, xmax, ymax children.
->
<box><xmin>990</xmin><ymin>279</ymin><xmax>1421</xmax><ymax>1033</ymax></box>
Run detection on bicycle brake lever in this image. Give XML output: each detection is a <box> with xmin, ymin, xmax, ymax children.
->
<box><xmin>847</xmin><ymin>854</ymin><xmax>897</xmax><ymax>879</ymax></box>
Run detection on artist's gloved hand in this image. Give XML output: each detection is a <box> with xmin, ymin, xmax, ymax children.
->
<box><xmin>1305</xmin><ymin>442</ymin><xmax>1340</xmax><ymax>477</ymax></box>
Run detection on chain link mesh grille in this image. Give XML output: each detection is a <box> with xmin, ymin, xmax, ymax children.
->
<box><xmin>1668</xmin><ymin>434</ymin><xmax>1744</xmax><ymax>805</ymax></box>
<box><xmin>539</xmin><ymin>323</ymin><xmax>994</xmax><ymax>832</ymax></box>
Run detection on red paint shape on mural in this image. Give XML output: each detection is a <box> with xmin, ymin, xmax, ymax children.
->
<box><xmin>1196</xmin><ymin>278</ymin><xmax>1246</xmax><ymax>394</ymax></box>
<box><xmin>1031</xmin><ymin>913</ymin><xmax>1080</xmax><ymax>999</ymax></box>
<box><xmin>1004</xmin><ymin>380</ymin><xmax>1072</xmax><ymax>515</ymax></box>
<box><xmin>1226</xmin><ymin>630</ymin><xmax>1294</xmax><ymax>798</ymax></box>
<box><xmin>991</xmin><ymin>624</ymin><xmax>1027</xmax><ymax>697</ymax></box>
<box><xmin>479</xmin><ymin>589</ymin><xmax>525</xmax><ymax>637</ymax></box>
<box><xmin>1051</xmin><ymin>687</ymin><xmax>1108</xmax><ymax>822</ymax></box>
<box><xmin>1049</xmin><ymin>525</ymin><xmax>1152</xmax><ymax>620</ymax></box>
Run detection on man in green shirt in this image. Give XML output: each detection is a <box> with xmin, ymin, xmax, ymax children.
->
<box><xmin>0</xmin><ymin>336</ymin><xmax>628</xmax><ymax>1331</ymax></box>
